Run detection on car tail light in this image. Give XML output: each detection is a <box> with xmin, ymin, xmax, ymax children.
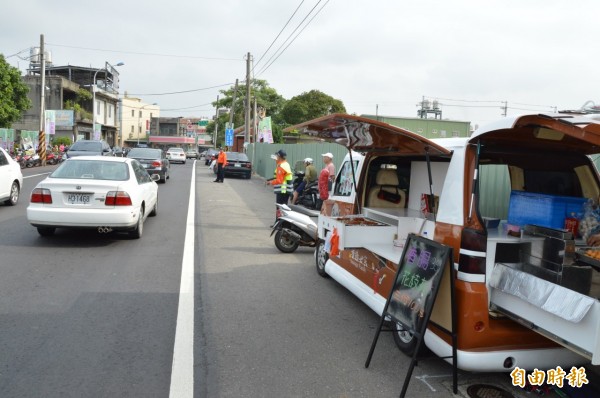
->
<box><xmin>105</xmin><ymin>191</ymin><xmax>133</xmax><ymax>206</ymax></box>
<box><xmin>458</xmin><ymin>227</ymin><xmax>487</xmax><ymax>282</ymax></box>
<box><xmin>151</xmin><ymin>161</ymin><xmax>161</xmax><ymax>168</ymax></box>
<box><xmin>244</xmin><ymin>163</ymin><xmax>252</xmax><ymax>168</ymax></box>
<box><xmin>31</xmin><ymin>188</ymin><xmax>52</xmax><ymax>204</ymax></box>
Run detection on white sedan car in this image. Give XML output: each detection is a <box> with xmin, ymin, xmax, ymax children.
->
<box><xmin>0</xmin><ymin>147</ymin><xmax>23</xmax><ymax>206</ymax></box>
<box><xmin>166</xmin><ymin>147</ymin><xmax>186</xmax><ymax>164</ymax></box>
<box><xmin>27</xmin><ymin>156</ymin><xmax>159</xmax><ymax>238</ymax></box>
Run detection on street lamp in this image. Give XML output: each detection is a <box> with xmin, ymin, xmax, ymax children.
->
<box><xmin>92</xmin><ymin>62</ymin><xmax>124</xmax><ymax>140</ymax></box>
<box><xmin>137</xmin><ymin>103</ymin><xmax>158</xmax><ymax>146</ymax></box>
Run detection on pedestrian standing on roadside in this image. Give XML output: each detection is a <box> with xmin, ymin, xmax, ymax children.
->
<box><xmin>266</xmin><ymin>149</ymin><xmax>293</xmax><ymax>220</ymax></box>
<box><xmin>318</xmin><ymin>161</ymin><xmax>331</xmax><ymax>204</ymax></box>
<box><xmin>214</xmin><ymin>147</ymin><xmax>227</xmax><ymax>183</ymax></box>
<box><xmin>322</xmin><ymin>152</ymin><xmax>335</xmax><ymax>192</ymax></box>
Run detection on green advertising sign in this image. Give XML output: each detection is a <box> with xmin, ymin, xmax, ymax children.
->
<box><xmin>0</xmin><ymin>128</ymin><xmax>15</xmax><ymax>151</ymax></box>
<box><xmin>21</xmin><ymin>130</ymin><xmax>39</xmax><ymax>153</ymax></box>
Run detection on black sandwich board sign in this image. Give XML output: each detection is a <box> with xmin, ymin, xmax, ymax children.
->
<box><xmin>365</xmin><ymin>233</ymin><xmax>457</xmax><ymax>397</ymax></box>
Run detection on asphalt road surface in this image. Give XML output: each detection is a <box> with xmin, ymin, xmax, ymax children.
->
<box><xmin>1</xmin><ymin>161</ymin><xmax>598</xmax><ymax>398</ymax></box>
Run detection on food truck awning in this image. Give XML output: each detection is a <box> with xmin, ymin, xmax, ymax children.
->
<box><xmin>284</xmin><ymin>114</ymin><xmax>451</xmax><ymax>156</ymax></box>
<box><xmin>469</xmin><ymin>113</ymin><xmax>600</xmax><ymax>155</ymax></box>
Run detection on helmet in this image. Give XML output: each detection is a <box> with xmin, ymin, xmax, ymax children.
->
<box><xmin>275</xmin><ymin>149</ymin><xmax>287</xmax><ymax>158</ymax></box>
<box><xmin>304</xmin><ymin>157</ymin><xmax>313</xmax><ymax>164</ymax></box>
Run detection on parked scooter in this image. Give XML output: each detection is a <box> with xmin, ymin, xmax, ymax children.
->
<box><xmin>25</xmin><ymin>154</ymin><xmax>41</xmax><ymax>168</ymax></box>
<box><xmin>295</xmin><ymin>180</ymin><xmax>321</xmax><ymax>210</ymax></box>
<box><xmin>270</xmin><ymin>203</ymin><xmax>319</xmax><ymax>253</ymax></box>
<box><xmin>46</xmin><ymin>152</ymin><xmax>59</xmax><ymax>165</ymax></box>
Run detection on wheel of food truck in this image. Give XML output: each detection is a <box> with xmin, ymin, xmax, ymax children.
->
<box><xmin>274</xmin><ymin>230</ymin><xmax>299</xmax><ymax>253</ymax></box>
<box><xmin>391</xmin><ymin>321</ymin><xmax>418</xmax><ymax>355</ymax></box>
<box><xmin>315</xmin><ymin>239</ymin><xmax>329</xmax><ymax>278</ymax></box>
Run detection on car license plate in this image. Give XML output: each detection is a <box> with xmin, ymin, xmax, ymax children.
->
<box><xmin>67</xmin><ymin>193</ymin><xmax>91</xmax><ymax>204</ymax></box>
<box><xmin>234</xmin><ymin>163</ymin><xmax>241</xmax><ymax>167</ymax></box>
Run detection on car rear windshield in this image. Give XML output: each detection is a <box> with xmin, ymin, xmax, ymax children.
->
<box><xmin>168</xmin><ymin>148</ymin><xmax>184</xmax><ymax>152</ymax></box>
<box><xmin>128</xmin><ymin>148</ymin><xmax>161</xmax><ymax>158</ymax></box>
<box><xmin>226</xmin><ymin>152</ymin><xmax>249</xmax><ymax>161</ymax></box>
<box><xmin>50</xmin><ymin>160</ymin><xmax>129</xmax><ymax>181</ymax></box>
<box><xmin>69</xmin><ymin>141</ymin><xmax>103</xmax><ymax>151</ymax></box>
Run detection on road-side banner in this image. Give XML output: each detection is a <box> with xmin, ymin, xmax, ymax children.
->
<box><xmin>258</xmin><ymin>116</ymin><xmax>273</xmax><ymax>143</ymax></box>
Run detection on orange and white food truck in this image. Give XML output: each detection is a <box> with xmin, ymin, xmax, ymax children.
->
<box><xmin>290</xmin><ymin>113</ymin><xmax>600</xmax><ymax>372</ymax></box>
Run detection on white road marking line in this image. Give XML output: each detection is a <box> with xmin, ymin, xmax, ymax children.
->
<box><xmin>23</xmin><ymin>172</ymin><xmax>51</xmax><ymax>179</ymax></box>
<box><xmin>415</xmin><ymin>374</ymin><xmax>453</xmax><ymax>392</ymax></box>
<box><xmin>169</xmin><ymin>160</ymin><xmax>196</xmax><ymax>397</ymax></box>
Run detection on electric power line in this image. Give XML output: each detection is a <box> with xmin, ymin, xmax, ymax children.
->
<box><xmin>5</xmin><ymin>48</ymin><xmax>31</xmax><ymax>58</ymax></box>
<box><xmin>46</xmin><ymin>43</ymin><xmax>242</xmax><ymax>62</ymax></box>
<box><xmin>256</xmin><ymin>0</ymin><xmax>327</xmax><ymax>76</ymax></box>
<box><xmin>438</xmin><ymin>104</ymin><xmax>503</xmax><ymax>109</ymax></box>
<box><xmin>507</xmin><ymin>106</ymin><xmax>557</xmax><ymax>112</ymax></box>
<box><xmin>160</xmin><ymin>103</ymin><xmax>214</xmax><ymax>111</ymax></box>
<box><xmin>253</xmin><ymin>0</ymin><xmax>306</xmax><ymax>72</ymax></box>
<box><xmin>424</xmin><ymin>96</ymin><xmax>503</xmax><ymax>103</ymax></box>
<box><xmin>124</xmin><ymin>83</ymin><xmax>234</xmax><ymax>96</ymax></box>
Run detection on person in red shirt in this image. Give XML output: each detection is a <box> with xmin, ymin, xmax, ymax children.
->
<box><xmin>318</xmin><ymin>166</ymin><xmax>330</xmax><ymax>202</ymax></box>
<box><xmin>213</xmin><ymin>147</ymin><xmax>227</xmax><ymax>183</ymax></box>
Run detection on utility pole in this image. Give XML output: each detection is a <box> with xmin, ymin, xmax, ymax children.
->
<box><xmin>228</xmin><ymin>79</ymin><xmax>238</xmax><ymax>126</ymax></box>
<box><xmin>39</xmin><ymin>34</ymin><xmax>47</xmax><ymax>166</ymax></box>
<box><xmin>252</xmin><ymin>97</ymin><xmax>257</xmax><ymax>169</ymax></box>
<box><xmin>244</xmin><ymin>52</ymin><xmax>252</xmax><ymax>143</ymax></box>
<box><xmin>501</xmin><ymin>101</ymin><xmax>508</xmax><ymax>117</ymax></box>
<box><xmin>213</xmin><ymin>95</ymin><xmax>219</xmax><ymax>148</ymax></box>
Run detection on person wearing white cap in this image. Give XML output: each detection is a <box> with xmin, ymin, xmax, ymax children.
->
<box><xmin>321</xmin><ymin>152</ymin><xmax>335</xmax><ymax>182</ymax></box>
<box><xmin>318</xmin><ymin>152</ymin><xmax>336</xmax><ymax>203</ymax></box>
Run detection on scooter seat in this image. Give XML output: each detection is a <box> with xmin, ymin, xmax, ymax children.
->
<box><xmin>288</xmin><ymin>204</ymin><xmax>320</xmax><ymax>218</ymax></box>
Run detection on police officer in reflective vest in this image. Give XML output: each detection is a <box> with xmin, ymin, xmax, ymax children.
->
<box><xmin>267</xmin><ymin>149</ymin><xmax>293</xmax><ymax>216</ymax></box>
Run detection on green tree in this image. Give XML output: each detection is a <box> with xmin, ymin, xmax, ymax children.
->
<box><xmin>280</xmin><ymin>90</ymin><xmax>346</xmax><ymax>126</ymax></box>
<box><xmin>64</xmin><ymin>88</ymin><xmax>92</xmax><ymax>120</ymax></box>
<box><xmin>207</xmin><ymin>79</ymin><xmax>286</xmax><ymax>145</ymax></box>
<box><xmin>51</xmin><ymin>136</ymin><xmax>72</xmax><ymax>147</ymax></box>
<box><xmin>0</xmin><ymin>54</ymin><xmax>31</xmax><ymax>127</ymax></box>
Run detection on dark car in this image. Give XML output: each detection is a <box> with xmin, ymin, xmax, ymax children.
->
<box><xmin>66</xmin><ymin>140</ymin><xmax>114</xmax><ymax>159</ymax></box>
<box><xmin>127</xmin><ymin>147</ymin><xmax>170</xmax><ymax>183</ymax></box>
<box><xmin>204</xmin><ymin>148</ymin><xmax>219</xmax><ymax>165</ymax></box>
<box><xmin>112</xmin><ymin>146</ymin><xmax>125</xmax><ymax>157</ymax></box>
<box><xmin>213</xmin><ymin>152</ymin><xmax>252</xmax><ymax>179</ymax></box>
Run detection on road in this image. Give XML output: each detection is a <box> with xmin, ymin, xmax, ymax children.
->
<box><xmin>1</xmin><ymin>161</ymin><xmax>597</xmax><ymax>397</ymax></box>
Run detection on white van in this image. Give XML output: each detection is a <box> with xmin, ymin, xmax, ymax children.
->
<box><xmin>290</xmin><ymin>113</ymin><xmax>600</xmax><ymax>372</ymax></box>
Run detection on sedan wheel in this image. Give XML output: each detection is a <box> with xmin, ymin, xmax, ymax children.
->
<box><xmin>149</xmin><ymin>198</ymin><xmax>158</xmax><ymax>217</ymax></box>
<box><xmin>4</xmin><ymin>181</ymin><xmax>19</xmax><ymax>206</ymax></box>
<box><xmin>129</xmin><ymin>209</ymin><xmax>144</xmax><ymax>239</ymax></box>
